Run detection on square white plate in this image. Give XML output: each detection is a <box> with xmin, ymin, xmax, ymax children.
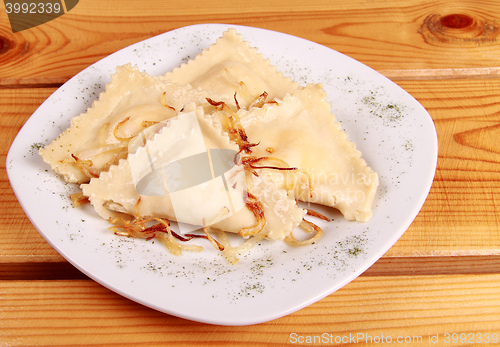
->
<box><xmin>7</xmin><ymin>24</ymin><xmax>437</xmax><ymax>326</ymax></box>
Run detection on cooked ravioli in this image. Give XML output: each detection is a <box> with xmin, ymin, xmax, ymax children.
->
<box><xmin>235</xmin><ymin>84</ymin><xmax>379</xmax><ymax>222</ymax></box>
<box><xmin>39</xmin><ymin>64</ymin><xmax>222</xmax><ymax>184</ymax></box>
<box><xmin>41</xmin><ymin>28</ymin><xmax>379</xmax><ymax>262</ymax></box>
<box><xmin>81</xmin><ymin>107</ymin><xmax>305</xmax><ymax>240</ymax></box>
<box><xmin>212</xmin><ymin>171</ymin><xmax>306</xmax><ymax>240</ymax></box>
<box><xmin>165</xmin><ymin>28</ymin><xmax>298</xmax><ymax>110</ymax></box>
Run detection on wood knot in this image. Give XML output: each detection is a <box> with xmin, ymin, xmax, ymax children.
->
<box><xmin>419</xmin><ymin>13</ymin><xmax>499</xmax><ymax>46</ymax></box>
<box><xmin>0</xmin><ymin>29</ymin><xmax>31</xmax><ymax>69</ymax></box>
<box><xmin>440</xmin><ymin>14</ymin><xmax>474</xmax><ymax>30</ymax></box>
<box><xmin>0</xmin><ymin>36</ymin><xmax>12</xmax><ymax>55</ymax></box>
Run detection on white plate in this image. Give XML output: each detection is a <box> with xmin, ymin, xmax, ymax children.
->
<box><xmin>7</xmin><ymin>24</ymin><xmax>437</xmax><ymax>326</ymax></box>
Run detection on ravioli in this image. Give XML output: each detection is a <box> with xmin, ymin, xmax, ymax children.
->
<box><xmin>39</xmin><ymin>64</ymin><xmax>225</xmax><ymax>184</ymax></box>
<box><xmin>165</xmin><ymin>28</ymin><xmax>298</xmax><ymax>109</ymax></box>
<box><xmin>236</xmin><ymin>84</ymin><xmax>379</xmax><ymax>222</ymax></box>
<box><xmin>81</xmin><ymin>106</ymin><xmax>305</xmax><ymax>240</ymax></box>
<box><xmin>40</xmin><ymin>28</ymin><xmax>379</xmax><ymax>263</ymax></box>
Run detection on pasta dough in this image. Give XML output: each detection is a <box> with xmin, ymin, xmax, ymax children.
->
<box><xmin>165</xmin><ymin>28</ymin><xmax>298</xmax><ymax>109</ymax></box>
<box><xmin>81</xmin><ymin>107</ymin><xmax>305</xmax><ymax>240</ymax></box>
<box><xmin>236</xmin><ymin>84</ymin><xmax>379</xmax><ymax>222</ymax></box>
<box><xmin>40</xmin><ymin>64</ymin><xmax>226</xmax><ymax>184</ymax></box>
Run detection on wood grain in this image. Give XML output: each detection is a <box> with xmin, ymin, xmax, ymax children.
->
<box><xmin>0</xmin><ymin>275</ymin><xmax>499</xmax><ymax>345</ymax></box>
<box><xmin>387</xmin><ymin>79</ymin><xmax>500</xmax><ymax>256</ymax></box>
<box><xmin>2</xmin><ymin>78</ymin><xmax>499</xmax><ymax>262</ymax></box>
<box><xmin>1</xmin><ymin>1</ymin><xmax>499</xmax><ymax>342</ymax></box>
<box><xmin>0</xmin><ymin>88</ymin><xmax>65</xmax><ymax>262</ymax></box>
<box><xmin>2</xmin><ymin>0</ymin><xmax>500</xmax><ymax>85</ymax></box>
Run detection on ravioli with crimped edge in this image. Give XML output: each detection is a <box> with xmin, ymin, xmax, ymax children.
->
<box><xmin>40</xmin><ymin>29</ymin><xmax>378</xmax><ymax>264</ymax></box>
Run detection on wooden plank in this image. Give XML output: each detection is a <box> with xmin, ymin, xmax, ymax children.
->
<box><xmin>1</xmin><ymin>77</ymin><xmax>500</xmax><ymax>261</ymax></box>
<box><xmin>0</xmin><ymin>275</ymin><xmax>499</xmax><ymax>345</ymax></box>
<box><xmin>0</xmin><ymin>88</ymin><xmax>65</xmax><ymax>262</ymax></box>
<box><xmin>364</xmin><ymin>256</ymin><xmax>500</xmax><ymax>276</ymax></box>
<box><xmin>386</xmin><ymin>78</ymin><xmax>500</xmax><ymax>256</ymax></box>
<box><xmin>2</xmin><ymin>0</ymin><xmax>500</xmax><ymax>85</ymax></box>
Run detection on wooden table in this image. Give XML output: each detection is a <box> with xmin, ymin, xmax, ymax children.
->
<box><xmin>1</xmin><ymin>0</ymin><xmax>499</xmax><ymax>345</ymax></box>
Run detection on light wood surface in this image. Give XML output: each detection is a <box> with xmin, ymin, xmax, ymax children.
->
<box><xmin>1</xmin><ymin>275</ymin><xmax>499</xmax><ymax>346</ymax></box>
<box><xmin>1</xmin><ymin>0</ymin><xmax>499</xmax><ymax>345</ymax></box>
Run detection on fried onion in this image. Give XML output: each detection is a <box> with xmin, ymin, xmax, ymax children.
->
<box><xmin>70</xmin><ymin>191</ymin><xmax>89</xmax><ymax>207</ymax></box>
<box><xmin>285</xmin><ymin>219</ymin><xmax>323</xmax><ymax>246</ymax></box>
<box><xmin>206</xmin><ymin>98</ymin><xmax>258</xmax><ymax>154</ymax></box>
<box><xmin>71</xmin><ymin>144</ymin><xmax>128</xmax><ymax>179</ymax></box>
<box><xmin>238</xmin><ymin>191</ymin><xmax>266</xmax><ymax>238</ymax></box>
